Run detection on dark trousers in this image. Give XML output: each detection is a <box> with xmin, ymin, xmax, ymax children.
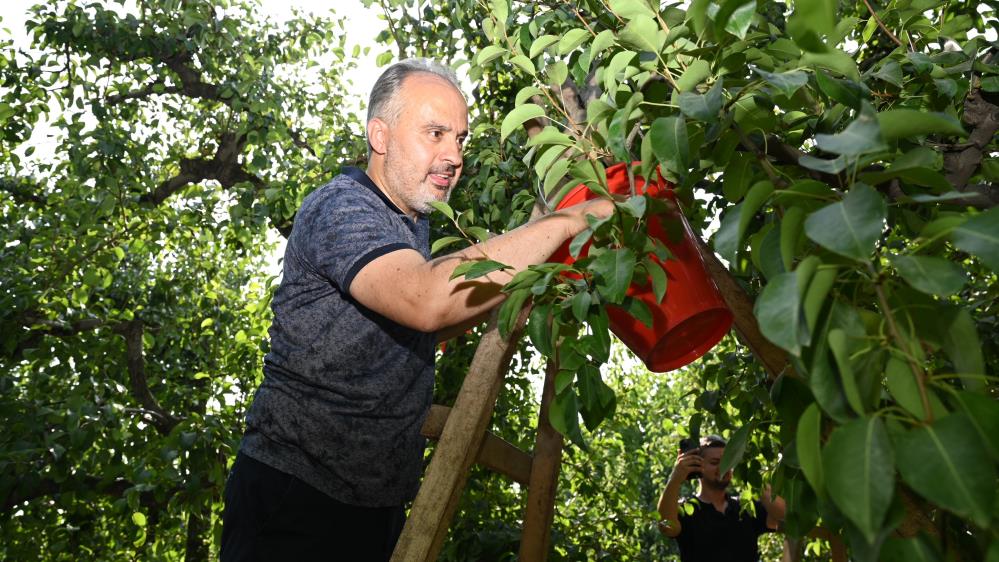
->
<box><xmin>220</xmin><ymin>452</ymin><xmax>406</xmax><ymax>562</ymax></box>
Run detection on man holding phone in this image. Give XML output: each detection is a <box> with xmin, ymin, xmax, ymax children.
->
<box><xmin>657</xmin><ymin>435</ymin><xmax>785</xmax><ymax>562</ymax></box>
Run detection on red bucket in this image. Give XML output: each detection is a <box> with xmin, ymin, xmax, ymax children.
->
<box><xmin>549</xmin><ymin>162</ymin><xmax>733</xmax><ymax>372</ymax></box>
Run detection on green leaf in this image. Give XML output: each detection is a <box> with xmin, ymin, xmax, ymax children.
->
<box><xmin>645</xmin><ymin>257</ymin><xmax>668</xmax><ymax>304</ymax></box>
<box><xmin>815</xmin><ymin>71</ymin><xmax>866</xmax><ymax>109</ymax></box>
<box><xmin>717</xmin><ymin>0</ymin><xmax>756</xmax><ymax>39</ymax></box>
<box><xmin>802</xmin><ymin>265</ymin><xmax>837</xmax><ymax>333</ymax></box>
<box><xmin>797</xmin><ymin>403</ymin><xmax>825</xmax><ymax>495</ymax></box>
<box><xmin>571</xmin><ymin>290</ymin><xmax>592</xmax><ymax>323</ymax></box>
<box><xmin>951</xmin><ymin>207</ymin><xmax>999</xmax><ymax>272</ymax></box>
<box><xmin>609</xmin><ymin>0</ymin><xmax>656</xmax><ymax>19</ymax></box>
<box><xmin>678</xmin><ymin>80</ymin><xmax>723</xmax><ymax>122</ymax></box>
<box><xmin>804</xmin><ymin>183</ymin><xmax>886</xmax><ymax>261</ymax></box>
<box><xmin>546</xmin><ymin>60</ymin><xmax>569</xmax><ymax>87</ymax></box>
<box><xmin>427</xmin><ymin>200</ymin><xmax>455</xmax><ymax>220</ymax></box>
<box><xmin>557</xmin><ymin>28</ymin><xmax>590</xmax><ymax>55</ymax></box>
<box><xmin>815</xmin><ymin>107</ymin><xmax>888</xmax><ymax>157</ymax></box>
<box><xmin>877</xmin><ymin>109</ymin><xmax>966</xmax><ymax>141</ymax></box>
<box><xmin>608</xmin><ymin>101</ymin><xmax>636</xmax><ymax>163</ymax></box>
<box><xmin>550</xmin><ymin>388</ymin><xmax>586</xmax><ymax>448</ymax></box>
<box><xmin>780</xmin><ymin>207</ymin><xmax>805</xmax><ymax>271</ymax></box>
<box><xmin>936</xmin><ymin>306</ymin><xmax>986</xmax><ymax>383</ymax></box>
<box><xmin>590</xmin><ymin>29</ymin><xmax>617</xmax><ymax>56</ymax></box>
<box><xmin>529</xmin><ymin>35</ymin><xmax>559</xmax><ymax>58</ymax></box>
<box><xmin>590</xmin><ymin>248</ymin><xmax>637</xmax><ymax>304</ymax></box>
<box><xmin>515</xmin><ymin>85</ymin><xmax>544</xmax><ymax>106</ymax></box>
<box><xmin>823</xmin><ymin>416</ymin><xmax>895</xmax><ymax>542</ymax></box>
<box><xmin>827</xmin><ymin>328</ymin><xmax>865</xmax><ymax>415</ymax></box>
<box><xmin>896</xmin><ymin>413</ymin><xmax>996</xmax><ymax>527</ymax></box>
<box><xmin>713</xmin><ymin>203</ymin><xmax>743</xmax><ymax>265</ymax></box>
<box><xmin>719</xmin><ymin>422</ymin><xmax>752</xmax><ymax>475</ymax></box>
<box><xmin>603</xmin><ymin>50</ymin><xmax>638</xmax><ymax>91</ymax></box>
<box><xmin>952</xmin><ymin>391</ymin><xmax>999</xmax><ymax>462</ymax></box>
<box><xmin>722</xmin><ymin>152</ymin><xmax>753</xmax><ymax>201</ymax></box>
<box><xmin>801</xmin><ymin>49</ymin><xmax>860</xmax><ymax>80</ymax></box>
<box><xmin>477</xmin><ymin>45</ymin><xmax>509</xmax><ymax>65</ymax></box>
<box><xmin>885</xmin><ymin>355</ymin><xmax>946</xmax><ymax>420</ymax></box>
<box><xmin>676</xmin><ymin>59</ymin><xmax>711</xmax><ymax>92</ymax></box>
<box><xmin>131</xmin><ymin>512</ymin><xmax>146</xmax><ymax>526</ymax></box>
<box><xmin>501</xmin><ymin>103</ymin><xmax>546</xmax><ymax>140</ymax></box>
<box><xmin>589</xmin><ymin>304</ymin><xmax>612</xmax><ymax>358</ymax></box>
<box><xmin>617</xmin><ymin>194</ymin><xmax>647</xmax><ymax>219</ymax></box>
<box><xmin>739</xmin><ymin>180</ymin><xmax>774</xmax><ymax>243</ymax></box>
<box><xmin>881</xmin><ymin>537</ymin><xmax>942</xmax><ymax>562</ymax></box>
<box><xmin>509</xmin><ymin>54</ymin><xmax>535</xmax><ymax>75</ymax></box>
<box><xmin>618</xmin><ymin>16</ymin><xmax>659</xmax><ymax>53</ymax></box>
<box><xmin>753</xmin><ymin>67</ymin><xmax>809</xmax><ymax>98</ymax></box>
<box><xmin>543</xmin><ymin>158</ymin><xmax>572</xmax><ymax>196</ymax></box>
<box><xmin>528</xmin><ymin>302</ymin><xmax>554</xmax><ymax>356</ymax></box>
<box><xmin>431</xmin><ymin>236</ymin><xmax>464</xmax><ymax>255</ymax></box>
<box><xmin>619</xmin><ymin>296</ymin><xmax>653</xmax><ymax>328</ymax></box>
<box><xmin>753</xmin><ymin>271</ymin><xmax>808</xmax><ymax>355</ymax></box>
<box><xmin>490</xmin><ymin>0</ymin><xmax>509</xmax><ymax>22</ymax></box>
<box><xmin>793</xmin><ymin>0</ymin><xmax>836</xmax><ymax>35</ymax></box>
<box><xmin>451</xmin><ymin>259</ymin><xmax>509</xmax><ymax>280</ymax></box>
<box><xmin>497</xmin><ymin>287</ymin><xmax>531</xmax><ymax>338</ymax></box>
<box><xmin>890</xmin><ymin>255</ymin><xmax>966</xmax><ymax>296</ymax></box>
<box><xmin>577</xmin><ymin>364</ymin><xmax>616</xmax><ymax>430</ymax></box>
<box><xmin>798</xmin><ymin>154</ymin><xmax>848</xmax><ymax>174</ymax></box>
<box><xmin>650</xmin><ymin>116</ymin><xmax>689</xmax><ymax>173</ymax></box>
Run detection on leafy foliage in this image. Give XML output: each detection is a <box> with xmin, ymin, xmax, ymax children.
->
<box><xmin>400</xmin><ymin>0</ymin><xmax>999</xmax><ymax>558</ymax></box>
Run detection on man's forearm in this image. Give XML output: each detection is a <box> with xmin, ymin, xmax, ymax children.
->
<box><xmin>350</xmin><ymin>198</ymin><xmax>613</xmax><ymax>333</ymax></box>
<box><xmin>657</xmin><ymin>473</ymin><xmax>685</xmax><ymax>537</ymax></box>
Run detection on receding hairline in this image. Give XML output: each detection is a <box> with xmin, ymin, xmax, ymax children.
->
<box><xmin>370</xmin><ymin>71</ymin><xmax>465</xmax><ymax>127</ymax></box>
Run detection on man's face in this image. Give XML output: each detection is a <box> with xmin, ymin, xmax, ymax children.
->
<box><xmin>699</xmin><ymin>446</ymin><xmax>733</xmax><ymax>490</ymax></box>
<box><xmin>378</xmin><ymin>73</ymin><xmax>468</xmax><ymax>217</ymax></box>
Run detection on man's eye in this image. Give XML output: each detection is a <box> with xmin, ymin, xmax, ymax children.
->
<box><xmin>430</xmin><ymin>130</ymin><xmax>443</xmax><ymax>139</ymax></box>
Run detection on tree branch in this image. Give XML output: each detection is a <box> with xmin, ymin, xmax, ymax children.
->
<box><xmin>162</xmin><ymin>52</ymin><xmax>222</xmax><ymax>101</ymax></box>
<box><xmin>0</xmin><ymin>177</ymin><xmax>48</xmax><ymax>206</ymax></box>
<box><xmin>3</xmin><ymin>474</ymin><xmax>179</xmax><ymax>514</ymax></box>
<box><xmin>139</xmin><ymin>132</ymin><xmax>255</xmax><ymax>205</ymax></box>
<box><xmin>944</xmin><ymin>84</ymin><xmax>999</xmax><ymax>193</ymax></box>
<box><xmin>105</xmin><ymin>79</ymin><xmax>182</xmax><ymax>104</ymax></box>
<box><xmin>112</xmin><ymin>319</ymin><xmax>179</xmax><ymax>435</ymax></box>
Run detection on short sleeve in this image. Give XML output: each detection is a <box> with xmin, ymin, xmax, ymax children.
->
<box><xmin>294</xmin><ymin>182</ymin><xmax>416</xmax><ymax>291</ymax></box>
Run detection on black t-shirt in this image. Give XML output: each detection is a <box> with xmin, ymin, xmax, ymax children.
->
<box><xmin>675</xmin><ymin>496</ymin><xmax>774</xmax><ymax>562</ymax></box>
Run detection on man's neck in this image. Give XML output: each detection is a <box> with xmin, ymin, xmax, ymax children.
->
<box><xmin>697</xmin><ymin>483</ymin><xmax>729</xmax><ymax>512</ymax></box>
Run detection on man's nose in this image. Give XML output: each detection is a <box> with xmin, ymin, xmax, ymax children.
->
<box><xmin>441</xmin><ymin>139</ymin><xmax>463</xmax><ymax>167</ymax></box>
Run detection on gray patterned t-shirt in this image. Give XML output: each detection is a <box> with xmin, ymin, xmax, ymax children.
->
<box><xmin>240</xmin><ymin>166</ymin><xmax>435</xmax><ymax>507</ymax></box>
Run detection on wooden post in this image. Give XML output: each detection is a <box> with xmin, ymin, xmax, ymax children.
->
<box><xmin>390</xmin><ymin>309</ymin><xmax>528</xmax><ymax>562</ymax></box>
<box><xmin>518</xmin><ymin>360</ymin><xmax>564</xmax><ymax>562</ymax></box>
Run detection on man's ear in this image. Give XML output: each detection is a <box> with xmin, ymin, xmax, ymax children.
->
<box><xmin>367</xmin><ymin>118</ymin><xmax>389</xmax><ymax>155</ymax></box>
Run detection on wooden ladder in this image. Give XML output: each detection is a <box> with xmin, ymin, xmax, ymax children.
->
<box><xmin>390</xmin><ymin>308</ymin><xmax>560</xmax><ymax>562</ymax></box>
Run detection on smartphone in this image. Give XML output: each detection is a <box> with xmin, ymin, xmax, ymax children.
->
<box><xmin>678</xmin><ymin>438</ymin><xmax>701</xmax><ymax>480</ymax></box>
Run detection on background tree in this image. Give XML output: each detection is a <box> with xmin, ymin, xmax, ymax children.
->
<box><xmin>1</xmin><ymin>1</ymin><xmax>362</xmax><ymax>559</ymax></box>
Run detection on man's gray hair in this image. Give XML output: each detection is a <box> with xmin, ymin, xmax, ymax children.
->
<box><xmin>367</xmin><ymin>58</ymin><xmax>463</xmax><ymax>126</ymax></box>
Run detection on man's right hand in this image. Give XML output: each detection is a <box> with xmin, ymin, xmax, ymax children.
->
<box><xmin>672</xmin><ymin>449</ymin><xmax>703</xmax><ymax>481</ymax></box>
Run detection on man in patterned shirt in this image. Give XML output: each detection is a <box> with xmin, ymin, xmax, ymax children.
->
<box><xmin>220</xmin><ymin>58</ymin><xmax>614</xmax><ymax>561</ymax></box>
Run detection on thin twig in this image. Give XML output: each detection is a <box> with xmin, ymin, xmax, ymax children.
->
<box><xmin>871</xmin><ymin>266</ymin><xmax>933</xmax><ymax>422</ymax></box>
<box><xmin>861</xmin><ymin>0</ymin><xmax>905</xmax><ymax>48</ymax></box>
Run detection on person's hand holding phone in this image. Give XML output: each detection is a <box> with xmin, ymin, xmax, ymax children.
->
<box><xmin>676</xmin><ymin>438</ymin><xmax>703</xmax><ymax>481</ymax></box>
